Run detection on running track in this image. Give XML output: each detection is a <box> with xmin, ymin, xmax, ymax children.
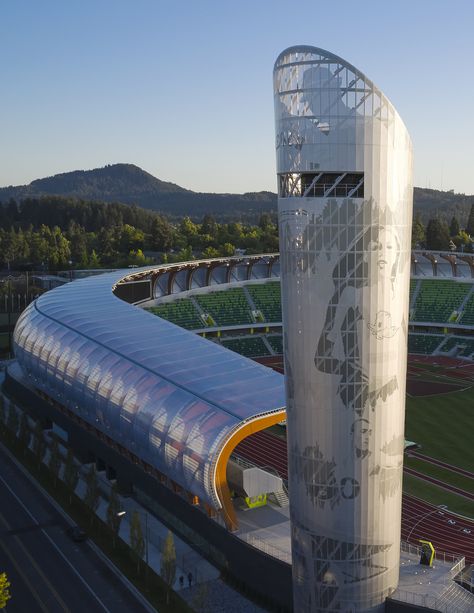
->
<box><xmin>234</xmin><ymin>430</ymin><xmax>474</xmax><ymax>563</ymax></box>
<box><xmin>402</xmin><ymin>494</ymin><xmax>474</xmax><ymax>564</ymax></box>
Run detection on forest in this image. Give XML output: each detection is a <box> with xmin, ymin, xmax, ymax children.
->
<box><xmin>1</xmin><ymin>195</ymin><xmax>474</xmax><ymax>272</ymax></box>
<box><xmin>0</xmin><ymin>196</ymin><xmax>279</xmax><ymax>270</ymax></box>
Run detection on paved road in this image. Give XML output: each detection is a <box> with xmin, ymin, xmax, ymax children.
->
<box><xmin>0</xmin><ymin>444</ymin><xmax>155</xmax><ymax>613</ymax></box>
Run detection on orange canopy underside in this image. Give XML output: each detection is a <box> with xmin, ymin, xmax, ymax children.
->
<box><xmin>215</xmin><ymin>410</ymin><xmax>287</xmax><ymax>531</ymax></box>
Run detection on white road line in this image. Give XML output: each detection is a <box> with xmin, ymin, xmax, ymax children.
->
<box><xmin>0</xmin><ymin>472</ymin><xmax>112</xmax><ymax>613</ymax></box>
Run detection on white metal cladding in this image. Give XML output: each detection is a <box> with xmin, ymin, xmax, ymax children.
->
<box><xmin>275</xmin><ymin>46</ymin><xmax>413</xmax><ymax>612</ymax></box>
<box><xmin>13</xmin><ymin>268</ymin><xmax>285</xmax><ymax>509</ymax></box>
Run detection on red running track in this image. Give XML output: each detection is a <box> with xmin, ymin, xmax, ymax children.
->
<box><xmin>234</xmin><ymin>430</ymin><xmax>288</xmax><ymax>479</ymax></box>
<box><xmin>234</xmin><ymin>430</ymin><xmax>474</xmax><ymax>563</ymax></box>
<box><xmin>402</xmin><ymin>494</ymin><xmax>474</xmax><ymax>563</ymax></box>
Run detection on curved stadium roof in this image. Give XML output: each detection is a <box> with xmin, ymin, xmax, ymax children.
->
<box><xmin>13</xmin><ymin>267</ymin><xmax>286</xmax><ymax>527</ymax></box>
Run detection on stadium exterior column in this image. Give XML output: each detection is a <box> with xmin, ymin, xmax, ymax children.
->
<box><xmin>274</xmin><ymin>46</ymin><xmax>413</xmax><ymax>612</ymax></box>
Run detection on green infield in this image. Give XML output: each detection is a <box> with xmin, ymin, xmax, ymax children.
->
<box><xmin>403</xmin><ymin>365</ymin><xmax>474</xmax><ymax>514</ymax></box>
<box><xmin>404</xmin><ymin>456</ymin><xmax>473</xmax><ymax>493</ymax></box>
<box><xmin>402</xmin><ymin>473</ymin><xmax>474</xmax><ymax>519</ymax></box>
<box><xmin>404</xmin><ymin>385</ymin><xmax>474</xmax><ymax>474</ymax></box>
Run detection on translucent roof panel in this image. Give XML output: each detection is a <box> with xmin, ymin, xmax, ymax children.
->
<box><xmin>13</xmin><ymin>268</ymin><xmax>285</xmax><ymax>509</ymax></box>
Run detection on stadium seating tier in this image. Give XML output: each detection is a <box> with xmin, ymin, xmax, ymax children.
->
<box><xmin>412</xmin><ymin>280</ymin><xmax>470</xmax><ymax>323</ymax></box>
<box><xmin>246</xmin><ymin>283</ymin><xmax>282</xmax><ymax>322</ymax></box>
<box><xmin>195</xmin><ymin>288</ymin><xmax>253</xmax><ymax>326</ymax></box>
<box><xmin>146</xmin><ymin>299</ymin><xmax>202</xmax><ymax>330</ymax></box>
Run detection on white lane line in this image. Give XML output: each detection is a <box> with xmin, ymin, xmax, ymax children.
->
<box><xmin>0</xmin><ymin>473</ymin><xmax>112</xmax><ymax>613</ymax></box>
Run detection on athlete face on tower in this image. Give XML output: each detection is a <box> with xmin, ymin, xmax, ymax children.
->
<box><xmin>366</xmin><ymin>226</ymin><xmax>400</xmax><ymax>287</ymax></box>
<box><xmin>351</xmin><ymin>418</ymin><xmax>372</xmax><ymax>459</ymax></box>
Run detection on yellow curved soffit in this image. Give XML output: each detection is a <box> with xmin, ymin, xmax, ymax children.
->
<box><xmin>214</xmin><ymin>409</ymin><xmax>287</xmax><ymax>532</ymax></box>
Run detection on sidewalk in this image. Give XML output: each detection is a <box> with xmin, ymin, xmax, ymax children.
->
<box><xmin>2</xmin><ymin>391</ymin><xmax>269</xmax><ymax>612</ymax></box>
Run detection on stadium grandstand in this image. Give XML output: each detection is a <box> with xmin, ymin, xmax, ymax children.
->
<box><xmin>3</xmin><ymin>250</ymin><xmax>474</xmax><ymax>611</ymax></box>
<box><xmin>139</xmin><ymin>252</ymin><xmax>474</xmax><ymax>361</ymax></box>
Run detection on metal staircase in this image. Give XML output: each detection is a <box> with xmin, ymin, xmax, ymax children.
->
<box><xmin>270</xmin><ymin>489</ymin><xmax>289</xmax><ymax>507</ymax></box>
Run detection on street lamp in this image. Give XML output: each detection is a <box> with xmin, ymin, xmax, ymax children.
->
<box><xmin>407</xmin><ymin>504</ymin><xmax>448</xmax><ymax>542</ymax></box>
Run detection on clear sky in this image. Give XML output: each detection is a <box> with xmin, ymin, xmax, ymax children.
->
<box><xmin>1</xmin><ymin>0</ymin><xmax>473</xmax><ymax>195</ymax></box>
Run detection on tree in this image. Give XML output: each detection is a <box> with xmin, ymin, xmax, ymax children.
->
<box><xmin>258</xmin><ymin>212</ymin><xmax>273</xmax><ymax>231</ymax></box>
<box><xmin>68</xmin><ymin>221</ymin><xmax>88</xmax><ymax>264</ymax></box>
<box><xmin>88</xmin><ymin>249</ymin><xmax>101</xmax><ymax>268</ymax></box>
<box><xmin>119</xmin><ymin>224</ymin><xmax>145</xmax><ymax>253</ymax></box>
<box><xmin>160</xmin><ymin>530</ymin><xmax>177</xmax><ymax>604</ymax></box>
<box><xmin>179</xmin><ymin>216</ymin><xmax>198</xmax><ymax>239</ymax></box>
<box><xmin>6</xmin><ymin>405</ymin><xmax>19</xmax><ymax>437</ymax></box>
<box><xmin>0</xmin><ymin>571</ymin><xmax>11</xmax><ymax>609</ymax></box>
<box><xmin>32</xmin><ymin>421</ymin><xmax>46</xmax><ymax>466</ymax></box>
<box><xmin>219</xmin><ymin>242</ymin><xmax>235</xmax><ymax>257</ymax></box>
<box><xmin>84</xmin><ymin>465</ymin><xmax>100</xmax><ymax>517</ymax></box>
<box><xmin>63</xmin><ymin>448</ymin><xmax>79</xmax><ymax>502</ymax></box>
<box><xmin>150</xmin><ymin>216</ymin><xmax>173</xmax><ymax>251</ymax></box>
<box><xmin>192</xmin><ymin>582</ymin><xmax>209</xmax><ymax>613</ymax></box>
<box><xmin>18</xmin><ymin>412</ymin><xmax>30</xmax><ymax>452</ymax></box>
<box><xmin>449</xmin><ymin>216</ymin><xmax>460</xmax><ymax>237</ymax></box>
<box><xmin>202</xmin><ymin>246</ymin><xmax>219</xmax><ymax>259</ymax></box>
<box><xmin>48</xmin><ymin>438</ymin><xmax>61</xmax><ymax>485</ymax></box>
<box><xmin>467</xmin><ymin>203</ymin><xmax>474</xmax><ymax>236</ymax></box>
<box><xmin>106</xmin><ymin>483</ymin><xmax>123</xmax><ymax>543</ymax></box>
<box><xmin>426</xmin><ymin>218</ymin><xmax>450</xmax><ymax>250</ymax></box>
<box><xmin>130</xmin><ymin>511</ymin><xmax>145</xmax><ymax>570</ymax></box>
<box><xmin>456</xmin><ymin>230</ymin><xmax>471</xmax><ymax>250</ymax></box>
<box><xmin>201</xmin><ymin>214</ymin><xmax>217</xmax><ymax>238</ymax></box>
<box><xmin>127</xmin><ymin>249</ymin><xmax>149</xmax><ymax>266</ymax></box>
<box><xmin>411</xmin><ymin>214</ymin><xmax>425</xmax><ymax>249</ymax></box>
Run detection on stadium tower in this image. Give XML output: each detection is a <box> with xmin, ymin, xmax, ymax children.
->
<box><xmin>274</xmin><ymin>47</ymin><xmax>413</xmax><ymax>611</ymax></box>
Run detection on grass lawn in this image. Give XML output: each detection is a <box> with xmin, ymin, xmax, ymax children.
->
<box><xmin>404</xmin><ymin>386</ymin><xmax>474</xmax><ymax>473</ymax></box>
<box><xmin>403</xmin><ymin>473</ymin><xmax>474</xmax><ymax>518</ymax></box>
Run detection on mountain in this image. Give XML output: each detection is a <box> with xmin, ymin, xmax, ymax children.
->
<box><xmin>411</xmin><ymin>188</ymin><xmax>474</xmax><ymax>225</ymax></box>
<box><xmin>0</xmin><ymin>164</ymin><xmax>276</xmax><ymax>221</ymax></box>
<box><xmin>0</xmin><ymin>164</ymin><xmax>472</xmax><ymax>223</ymax></box>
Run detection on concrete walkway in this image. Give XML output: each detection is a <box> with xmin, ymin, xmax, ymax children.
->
<box><xmin>2</xmin><ymin>390</ymin><xmax>269</xmax><ymax>611</ymax></box>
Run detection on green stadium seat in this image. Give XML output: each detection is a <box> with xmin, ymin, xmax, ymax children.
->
<box><xmin>408</xmin><ymin>333</ymin><xmax>444</xmax><ymax>355</ymax></box>
<box><xmin>459</xmin><ymin>293</ymin><xmax>474</xmax><ymax>326</ymax></box>
<box><xmin>195</xmin><ymin>288</ymin><xmax>253</xmax><ymax>326</ymax></box>
<box><xmin>146</xmin><ymin>299</ymin><xmax>203</xmax><ymax>330</ymax></box>
<box><xmin>412</xmin><ymin>280</ymin><xmax>470</xmax><ymax>323</ymax></box>
<box><xmin>439</xmin><ymin>335</ymin><xmax>474</xmax><ymax>357</ymax></box>
<box><xmin>221</xmin><ymin>336</ymin><xmax>268</xmax><ymax>357</ymax></box>
<box><xmin>266</xmin><ymin>334</ymin><xmax>283</xmax><ymax>354</ymax></box>
<box><xmin>246</xmin><ymin>283</ymin><xmax>282</xmax><ymax>323</ymax></box>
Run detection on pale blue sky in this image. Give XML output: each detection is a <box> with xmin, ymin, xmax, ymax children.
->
<box><xmin>1</xmin><ymin>0</ymin><xmax>473</xmax><ymax>195</ymax></box>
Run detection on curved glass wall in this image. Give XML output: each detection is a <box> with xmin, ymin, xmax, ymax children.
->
<box><xmin>13</xmin><ymin>268</ymin><xmax>285</xmax><ymax>509</ymax></box>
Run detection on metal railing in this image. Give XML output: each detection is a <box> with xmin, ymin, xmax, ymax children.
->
<box><xmin>239</xmin><ymin>532</ymin><xmax>291</xmax><ymax>564</ymax></box>
<box><xmin>400</xmin><ymin>540</ymin><xmax>465</xmax><ymax>570</ymax></box>
<box><xmin>391</xmin><ymin>588</ymin><xmax>469</xmax><ymax>613</ymax></box>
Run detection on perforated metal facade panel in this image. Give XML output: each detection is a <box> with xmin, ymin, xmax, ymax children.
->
<box><xmin>275</xmin><ymin>46</ymin><xmax>413</xmax><ymax>612</ymax></box>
